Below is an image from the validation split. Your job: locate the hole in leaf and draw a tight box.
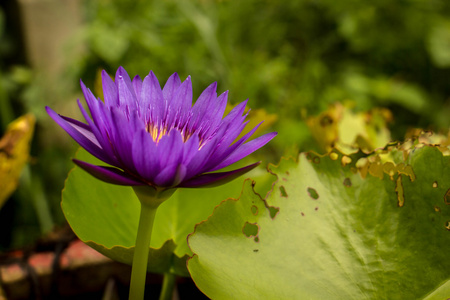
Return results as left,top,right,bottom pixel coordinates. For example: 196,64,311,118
243,222,259,242
307,187,319,200
269,206,279,219
383,162,396,180
395,175,405,207
434,206,441,212
445,188,450,205
279,186,288,197
251,205,258,216
343,178,352,187
433,181,438,188
446,221,450,231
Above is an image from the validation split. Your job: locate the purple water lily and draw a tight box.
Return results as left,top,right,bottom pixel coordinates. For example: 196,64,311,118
46,67,276,190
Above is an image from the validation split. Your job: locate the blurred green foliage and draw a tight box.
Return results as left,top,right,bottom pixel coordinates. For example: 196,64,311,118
1,0,450,250
71,0,450,142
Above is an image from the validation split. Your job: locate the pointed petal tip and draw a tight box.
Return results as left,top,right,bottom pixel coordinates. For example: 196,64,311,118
45,106,60,121
203,81,217,92
219,90,229,98
116,66,130,80
101,69,112,81
72,159,145,186
45,106,61,121
179,161,261,188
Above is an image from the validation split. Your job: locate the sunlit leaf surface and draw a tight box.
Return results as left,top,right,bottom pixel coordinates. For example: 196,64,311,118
188,144,450,299
62,149,272,276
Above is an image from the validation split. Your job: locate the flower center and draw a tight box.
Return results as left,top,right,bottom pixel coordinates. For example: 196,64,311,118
146,122,194,144
146,123,166,143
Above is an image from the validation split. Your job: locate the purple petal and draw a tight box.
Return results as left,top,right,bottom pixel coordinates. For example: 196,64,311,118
157,129,184,168
132,129,159,181
153,163,187,187
211,132,277,171
188,82,217,132
101,70,118,107
198,100,249,153
46,106,109,162
221,99,248,126
162,72,182,102
184,134,219,176
205,120,262,172
179,162,260,188
76,99,117,166
173,164,187,186
132,75,143,102
80,80,98,106
108,107,139,172
198,90,228,139
199,119,251,172
80,80,117,158
142,71,164,124
182,134,200,166
116,67,138,108
73,159,145,186
153,163,178,187
165,76,192,129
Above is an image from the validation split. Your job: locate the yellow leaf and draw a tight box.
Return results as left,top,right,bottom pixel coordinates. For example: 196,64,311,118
0,114,35,209
307,103,392,154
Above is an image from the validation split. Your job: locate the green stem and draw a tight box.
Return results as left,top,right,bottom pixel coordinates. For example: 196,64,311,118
159,273,176,300
129,202,158,300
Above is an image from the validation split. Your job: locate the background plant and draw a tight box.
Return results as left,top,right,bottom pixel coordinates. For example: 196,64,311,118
0,0,449,298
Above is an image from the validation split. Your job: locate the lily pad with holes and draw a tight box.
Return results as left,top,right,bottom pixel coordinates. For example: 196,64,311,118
187,145,450,299
62,149,274,276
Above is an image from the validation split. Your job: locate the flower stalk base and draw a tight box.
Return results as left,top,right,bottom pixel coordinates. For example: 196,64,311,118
129,186,175,300
129,202,158,300
159,273,176,300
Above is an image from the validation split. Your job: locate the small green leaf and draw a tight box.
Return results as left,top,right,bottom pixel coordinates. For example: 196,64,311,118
62,148,271,276
188,145,450,299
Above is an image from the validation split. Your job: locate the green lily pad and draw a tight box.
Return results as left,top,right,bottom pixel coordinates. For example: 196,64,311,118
187,145,450,299
62,148,272,276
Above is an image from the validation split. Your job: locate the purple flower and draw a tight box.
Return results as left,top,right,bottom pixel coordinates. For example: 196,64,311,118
46,67,276,189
